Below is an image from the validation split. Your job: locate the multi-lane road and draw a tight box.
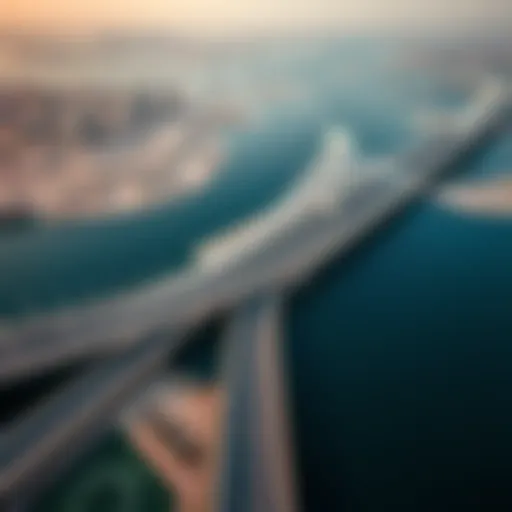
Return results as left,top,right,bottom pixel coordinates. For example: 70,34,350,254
0,78,510,381
0,77,510,505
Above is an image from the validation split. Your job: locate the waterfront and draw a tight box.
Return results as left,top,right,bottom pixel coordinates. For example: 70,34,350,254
0,36,470,320
2,33,512,511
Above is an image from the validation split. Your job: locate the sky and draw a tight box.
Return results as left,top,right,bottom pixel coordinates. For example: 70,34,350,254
1,0,511,34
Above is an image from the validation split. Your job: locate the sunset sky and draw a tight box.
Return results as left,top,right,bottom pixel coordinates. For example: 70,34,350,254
0,1,510,33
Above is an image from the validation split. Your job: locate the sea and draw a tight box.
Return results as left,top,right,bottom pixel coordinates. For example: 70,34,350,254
0,37,472,318
2,36,511,511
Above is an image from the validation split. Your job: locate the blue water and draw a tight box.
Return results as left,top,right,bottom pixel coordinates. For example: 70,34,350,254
36,124,512,512
0,118,318,318
27,37,512,512
0,44,443,319
453,126,512,181
287,130,512,510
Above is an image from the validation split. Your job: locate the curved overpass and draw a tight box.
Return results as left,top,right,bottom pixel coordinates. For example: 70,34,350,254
0,78,509,380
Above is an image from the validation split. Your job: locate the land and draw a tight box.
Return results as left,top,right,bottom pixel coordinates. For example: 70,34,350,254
437,175,512,215
0,33,251,219
1,29,511,219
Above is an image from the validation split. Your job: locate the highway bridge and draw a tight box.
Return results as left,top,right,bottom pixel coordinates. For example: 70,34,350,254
0,76,511,510
0,77,509,380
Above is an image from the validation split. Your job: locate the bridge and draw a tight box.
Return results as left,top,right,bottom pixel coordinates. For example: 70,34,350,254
0,77,509,380
0,77,511,508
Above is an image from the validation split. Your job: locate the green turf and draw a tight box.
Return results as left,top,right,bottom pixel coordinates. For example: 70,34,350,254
37,432,173,512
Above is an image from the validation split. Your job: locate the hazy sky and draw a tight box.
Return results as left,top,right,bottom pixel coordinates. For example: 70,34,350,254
1,0,511,33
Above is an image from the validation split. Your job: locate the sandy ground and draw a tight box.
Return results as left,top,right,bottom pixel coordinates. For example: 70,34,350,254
127,385,224,512
436,176,512,216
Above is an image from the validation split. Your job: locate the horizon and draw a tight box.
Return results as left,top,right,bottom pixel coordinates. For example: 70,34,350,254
0,1,511,36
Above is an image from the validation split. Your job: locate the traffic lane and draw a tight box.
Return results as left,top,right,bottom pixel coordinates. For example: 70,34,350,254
219,294,297,512
0,154,494,380
0,91,508,377
0,327,188,501
0,176,401,382
0,170,477,369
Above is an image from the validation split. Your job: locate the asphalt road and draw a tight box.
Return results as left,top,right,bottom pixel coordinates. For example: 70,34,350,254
0,328,187,501
0,78,510,503
0,79,509,381
219,294,297,512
